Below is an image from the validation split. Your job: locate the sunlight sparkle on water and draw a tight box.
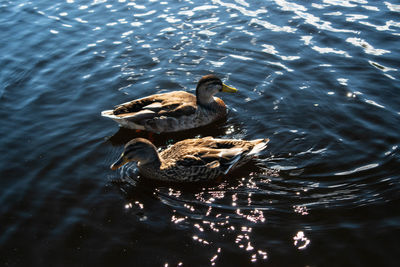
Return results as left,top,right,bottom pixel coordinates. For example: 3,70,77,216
365,99,385,109
210,247,222,266
171,215,186,224
347,92,356,98
294,205,309,215
293,231,311,250
2,0,399,265
192,235,210,245
312,46,351,57
346,37,390,55
335,163,379,176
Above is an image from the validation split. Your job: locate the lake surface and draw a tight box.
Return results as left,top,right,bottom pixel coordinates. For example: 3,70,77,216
1,0,399,266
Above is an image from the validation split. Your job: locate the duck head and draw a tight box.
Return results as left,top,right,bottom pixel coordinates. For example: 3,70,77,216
110,138,160,170
196,74,237,105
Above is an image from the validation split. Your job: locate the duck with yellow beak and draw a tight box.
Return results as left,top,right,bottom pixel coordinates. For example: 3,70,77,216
101,74,237,133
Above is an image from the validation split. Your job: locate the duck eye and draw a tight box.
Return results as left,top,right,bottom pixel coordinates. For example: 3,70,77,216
209,82,221,88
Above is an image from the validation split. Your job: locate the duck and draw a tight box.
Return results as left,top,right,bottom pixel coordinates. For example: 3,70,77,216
110,137,269,182
101,74,237,133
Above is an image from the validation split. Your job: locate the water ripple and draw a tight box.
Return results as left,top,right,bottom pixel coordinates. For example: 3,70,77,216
1,0,400,266
213,0,268,17
335,163,380,176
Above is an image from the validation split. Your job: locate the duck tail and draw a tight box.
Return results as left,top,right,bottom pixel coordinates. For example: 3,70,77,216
101,110,118,119
101,110,145,130
248,138,269,156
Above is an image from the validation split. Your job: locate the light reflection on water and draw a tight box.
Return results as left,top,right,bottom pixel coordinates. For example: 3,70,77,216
1,0,400,266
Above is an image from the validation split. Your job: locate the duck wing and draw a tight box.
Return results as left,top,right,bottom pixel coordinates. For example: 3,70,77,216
168,146,247,177
102,91,198,127
112,91,194,114
166,138,269,175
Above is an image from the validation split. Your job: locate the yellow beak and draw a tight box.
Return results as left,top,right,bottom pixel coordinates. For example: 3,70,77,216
110,155,129,170
222,83,238,93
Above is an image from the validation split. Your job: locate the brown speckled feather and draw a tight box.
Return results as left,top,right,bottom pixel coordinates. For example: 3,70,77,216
104,91,226,132
114,91,196,115
111,137,269,182
141,137,268,182
101,75,237,133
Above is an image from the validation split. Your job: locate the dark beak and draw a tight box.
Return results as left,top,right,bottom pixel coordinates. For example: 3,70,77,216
110,155,129,170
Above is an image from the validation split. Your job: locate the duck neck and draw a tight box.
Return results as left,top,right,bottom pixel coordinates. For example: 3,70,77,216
196,93,217,109
137,149,162,168
196,83,217,105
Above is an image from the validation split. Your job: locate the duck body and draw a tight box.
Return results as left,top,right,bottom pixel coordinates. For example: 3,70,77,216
111,137,269,182
101,91,226,133
101,75,237,133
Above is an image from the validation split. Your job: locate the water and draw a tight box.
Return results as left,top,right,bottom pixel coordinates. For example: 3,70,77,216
1,0,399,266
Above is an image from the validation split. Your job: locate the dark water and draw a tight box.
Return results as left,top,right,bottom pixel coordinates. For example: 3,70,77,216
1,0,399,266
